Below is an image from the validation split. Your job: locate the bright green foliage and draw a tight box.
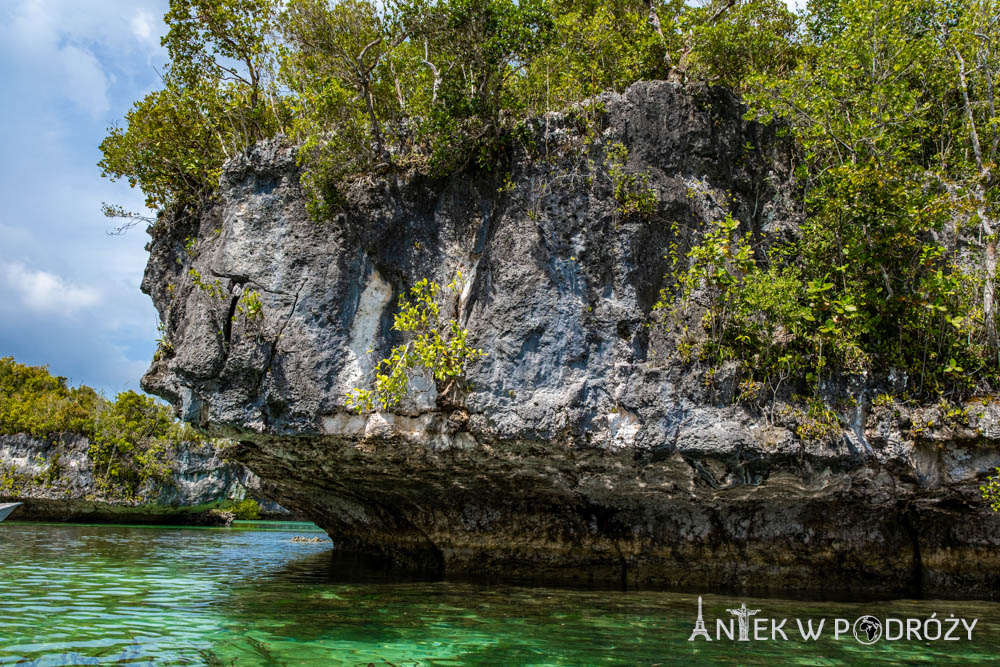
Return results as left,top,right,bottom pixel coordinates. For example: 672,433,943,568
281,0,555,215
0,357,99,438
100,0,286,214
1,451,69,494
0,357,202,501
688,0,799,89
744,0,943,172
163,0,279,118
228,497,262,519
660,215,771,360
346,277,486,412
90,391,184,499
106,0,761,219
401,0,555,173
513,0,679,120
99,81,230,211
794,397,843,443
0,455,61,495
661,201,979,399
237,290,264,321
100,0,802,217
155,319,175,361
188,268,227,301
654,0,1000,404
269,0,796,217
982,468,1000,511
280,0,406,217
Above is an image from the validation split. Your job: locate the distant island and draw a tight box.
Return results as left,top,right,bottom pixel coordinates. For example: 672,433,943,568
0,356,281,524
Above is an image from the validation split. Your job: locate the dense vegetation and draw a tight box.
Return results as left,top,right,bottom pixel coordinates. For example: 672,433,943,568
99,1,999,411
0,357,201,499
664,0,1000,409
99,0,796,217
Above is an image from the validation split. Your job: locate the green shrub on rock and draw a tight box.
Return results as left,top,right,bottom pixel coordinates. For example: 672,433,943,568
346,276,485,412
0,357,100,438
89,391,187,500
229,497,262,520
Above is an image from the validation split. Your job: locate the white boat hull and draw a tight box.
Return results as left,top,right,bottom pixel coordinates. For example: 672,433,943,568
0,502,22,522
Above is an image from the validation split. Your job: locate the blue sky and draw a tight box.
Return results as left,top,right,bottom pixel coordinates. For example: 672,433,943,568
0,0,169,396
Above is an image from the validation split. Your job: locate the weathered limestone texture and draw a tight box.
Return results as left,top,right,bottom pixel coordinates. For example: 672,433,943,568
142,81,1000,598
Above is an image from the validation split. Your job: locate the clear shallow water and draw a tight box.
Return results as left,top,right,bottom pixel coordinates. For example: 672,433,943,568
1,522,999,665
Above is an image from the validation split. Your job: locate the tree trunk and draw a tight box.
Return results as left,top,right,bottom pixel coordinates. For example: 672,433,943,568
646,1,672,70
951,42,999,363
362,83,385,159
984,214,998,363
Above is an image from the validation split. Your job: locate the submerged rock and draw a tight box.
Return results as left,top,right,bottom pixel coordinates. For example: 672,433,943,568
142,81,1000,598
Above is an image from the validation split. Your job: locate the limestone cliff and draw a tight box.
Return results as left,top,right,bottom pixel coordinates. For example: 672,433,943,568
0,433,282,524
141,81,1000,598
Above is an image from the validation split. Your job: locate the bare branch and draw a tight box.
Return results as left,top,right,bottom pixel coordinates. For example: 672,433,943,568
102,203,155,236
421,40,441,105
646,0,672,69
358,36,384,73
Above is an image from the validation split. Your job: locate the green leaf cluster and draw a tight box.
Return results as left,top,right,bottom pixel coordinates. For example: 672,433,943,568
607,143,658,217
227,497,262,519
982,467,1000,511
100,0,288,215
688,0,800,89
656,0,1000,407
0,357,203,500
89,391,180,499
0,357,100,438
346,276,485,412
237,290,264,321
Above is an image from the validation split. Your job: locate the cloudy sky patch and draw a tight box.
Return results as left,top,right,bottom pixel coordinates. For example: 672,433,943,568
1,263,102,314
130,10,155,43
0,0,169,395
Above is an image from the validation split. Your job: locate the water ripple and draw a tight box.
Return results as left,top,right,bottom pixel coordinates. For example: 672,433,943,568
2,522,1000,665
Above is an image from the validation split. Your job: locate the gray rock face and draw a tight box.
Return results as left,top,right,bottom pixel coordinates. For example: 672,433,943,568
142,81,1000,597
0,433,280,523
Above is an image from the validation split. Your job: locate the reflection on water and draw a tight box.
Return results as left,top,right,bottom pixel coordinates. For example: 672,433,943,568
1,522,999,665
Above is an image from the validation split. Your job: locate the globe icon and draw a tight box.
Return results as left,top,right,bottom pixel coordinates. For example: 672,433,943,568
853,615,883,644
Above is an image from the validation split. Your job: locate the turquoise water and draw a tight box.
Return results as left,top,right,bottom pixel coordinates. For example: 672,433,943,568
1,522,999,665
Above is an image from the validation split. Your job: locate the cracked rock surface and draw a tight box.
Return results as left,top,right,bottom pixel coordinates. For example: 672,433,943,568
142,81,1000,598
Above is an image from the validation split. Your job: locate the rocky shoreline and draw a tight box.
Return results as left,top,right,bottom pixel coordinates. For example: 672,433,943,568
0,433,289,526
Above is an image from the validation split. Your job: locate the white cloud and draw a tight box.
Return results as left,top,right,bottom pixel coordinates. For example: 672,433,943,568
2,1,111,116
2,262,101,314
58,44,111,116
130,10,154,43
0,0,170,119
0,1,168,393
